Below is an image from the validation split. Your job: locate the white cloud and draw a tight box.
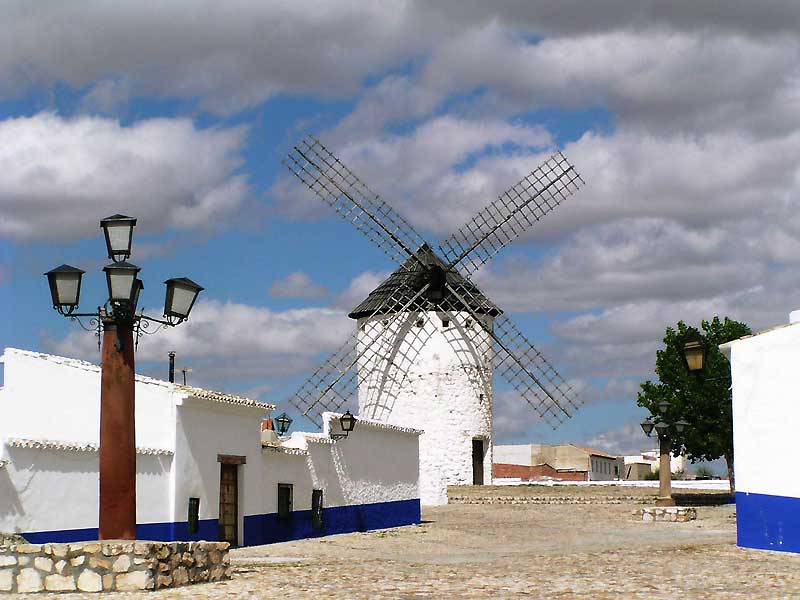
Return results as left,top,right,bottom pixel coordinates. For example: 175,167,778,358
269,271,330,299
334,270,389,311
47,298,352,368
0,113,249,241
585,421,651,456
424,25,800,136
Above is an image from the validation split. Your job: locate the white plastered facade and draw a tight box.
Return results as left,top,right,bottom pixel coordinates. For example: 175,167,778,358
0,348,421,544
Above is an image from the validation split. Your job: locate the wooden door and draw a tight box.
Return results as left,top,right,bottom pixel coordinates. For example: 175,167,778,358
472,439,484,485
219,464,238,547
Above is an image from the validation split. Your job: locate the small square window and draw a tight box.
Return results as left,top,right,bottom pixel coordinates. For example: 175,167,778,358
278,484,293,520
414,318,424,328
441,318,450,329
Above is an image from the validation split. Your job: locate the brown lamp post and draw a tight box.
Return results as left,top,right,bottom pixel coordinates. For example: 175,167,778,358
45,215,203,540
641,404,689,507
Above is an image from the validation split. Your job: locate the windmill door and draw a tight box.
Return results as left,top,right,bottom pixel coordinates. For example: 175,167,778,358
219,464,239,547
472,439,485,485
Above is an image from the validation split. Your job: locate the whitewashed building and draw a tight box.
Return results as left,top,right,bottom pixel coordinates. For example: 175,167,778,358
721,313,800,553
0,348,421,546
351,247,494,506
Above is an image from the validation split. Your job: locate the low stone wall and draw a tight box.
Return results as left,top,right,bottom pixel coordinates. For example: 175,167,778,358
0,540,230,593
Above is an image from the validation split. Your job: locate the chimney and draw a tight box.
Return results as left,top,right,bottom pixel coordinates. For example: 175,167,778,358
168,351,176,383
261,417,279,446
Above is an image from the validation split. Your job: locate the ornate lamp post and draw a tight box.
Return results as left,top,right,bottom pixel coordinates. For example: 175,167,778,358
641,401,689,507
45,215,203,540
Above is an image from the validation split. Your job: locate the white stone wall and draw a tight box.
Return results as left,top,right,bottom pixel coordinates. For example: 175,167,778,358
0,349,173,450
723,323,800,499
356,311,493,505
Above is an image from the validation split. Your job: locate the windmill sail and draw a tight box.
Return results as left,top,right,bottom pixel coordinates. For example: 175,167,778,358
284,135,427,269
439,151,584,278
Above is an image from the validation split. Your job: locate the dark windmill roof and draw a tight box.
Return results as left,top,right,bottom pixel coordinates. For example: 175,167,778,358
348,244,501,319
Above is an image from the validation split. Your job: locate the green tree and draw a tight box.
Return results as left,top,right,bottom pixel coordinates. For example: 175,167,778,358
637,317,751,494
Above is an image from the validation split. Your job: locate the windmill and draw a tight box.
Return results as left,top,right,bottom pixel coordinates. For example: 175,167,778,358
283,135,585,504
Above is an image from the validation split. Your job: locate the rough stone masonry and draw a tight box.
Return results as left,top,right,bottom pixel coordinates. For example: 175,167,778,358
0,540,230,593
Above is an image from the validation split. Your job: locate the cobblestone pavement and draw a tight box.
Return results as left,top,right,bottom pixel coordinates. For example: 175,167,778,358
8,499,800,599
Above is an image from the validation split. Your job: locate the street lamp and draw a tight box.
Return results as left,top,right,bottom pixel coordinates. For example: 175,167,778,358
45,214,203,540
275,412,293,436
681,331,708,373
330,410,357,440
641,402,686,507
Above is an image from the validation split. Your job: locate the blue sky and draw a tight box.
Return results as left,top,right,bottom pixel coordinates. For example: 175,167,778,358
2,3,800,467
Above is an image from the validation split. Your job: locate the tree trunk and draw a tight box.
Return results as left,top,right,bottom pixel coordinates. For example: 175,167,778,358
725,455,735,497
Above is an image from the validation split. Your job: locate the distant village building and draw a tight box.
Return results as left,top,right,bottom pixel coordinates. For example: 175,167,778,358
0,348,421,546
493,444,619,482
722,312,800,554
622,450,687,480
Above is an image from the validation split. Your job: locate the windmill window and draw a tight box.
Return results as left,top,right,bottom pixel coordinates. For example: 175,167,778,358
414,318,424,328
441,318,450,329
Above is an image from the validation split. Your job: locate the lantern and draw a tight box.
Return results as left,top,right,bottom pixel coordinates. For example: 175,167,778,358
339,410,357,433
681,332,708,372
103,261,141,305
163,277,204,321
100,214,137,262
45,264,85,314
275,412,293,435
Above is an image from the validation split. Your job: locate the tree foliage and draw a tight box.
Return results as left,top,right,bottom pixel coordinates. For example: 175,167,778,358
637,317,751,468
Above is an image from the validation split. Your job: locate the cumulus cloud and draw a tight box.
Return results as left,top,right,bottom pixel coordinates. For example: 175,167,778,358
2,3,799,116
424,25,800,137
269,271,330,299
585,421,651,456
47,300,353,361
0,113,249,241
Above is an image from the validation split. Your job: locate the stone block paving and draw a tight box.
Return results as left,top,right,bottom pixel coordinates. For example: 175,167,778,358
4,499,800,598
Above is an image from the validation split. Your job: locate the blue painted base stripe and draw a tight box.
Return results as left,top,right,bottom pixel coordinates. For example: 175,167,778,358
244,498,421,546
21,499,420,547
737,491,800,553
22,519,219,545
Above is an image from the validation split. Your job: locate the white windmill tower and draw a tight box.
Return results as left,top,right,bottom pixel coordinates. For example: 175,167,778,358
283,136,585,505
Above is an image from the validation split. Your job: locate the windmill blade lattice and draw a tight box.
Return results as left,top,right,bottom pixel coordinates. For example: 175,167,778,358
440,281,576,427
284,135,428,269
288,280,433,426
439,151,584,278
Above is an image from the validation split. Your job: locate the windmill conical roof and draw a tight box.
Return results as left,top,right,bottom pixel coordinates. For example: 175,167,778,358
348,244,501,319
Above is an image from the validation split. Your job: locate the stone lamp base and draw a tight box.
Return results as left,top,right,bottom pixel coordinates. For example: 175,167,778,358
640,506,697,523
